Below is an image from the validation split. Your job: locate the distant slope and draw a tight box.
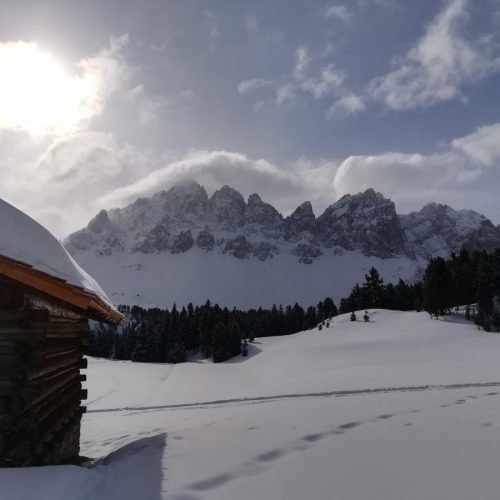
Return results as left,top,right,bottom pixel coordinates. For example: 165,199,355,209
86,310,500,408
64,180,500,307
73,248,419,308
7,310,500,500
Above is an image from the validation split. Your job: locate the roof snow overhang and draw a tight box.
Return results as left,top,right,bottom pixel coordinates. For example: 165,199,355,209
0,254,123,324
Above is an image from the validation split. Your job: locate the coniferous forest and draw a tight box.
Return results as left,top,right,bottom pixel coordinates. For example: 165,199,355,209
86,248,500,364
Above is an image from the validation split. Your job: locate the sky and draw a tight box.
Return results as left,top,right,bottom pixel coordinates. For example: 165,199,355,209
1,0,500,237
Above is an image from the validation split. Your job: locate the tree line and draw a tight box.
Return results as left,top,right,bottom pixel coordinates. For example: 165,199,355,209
86,248,500,363
422,248,500,331
87,297,339,363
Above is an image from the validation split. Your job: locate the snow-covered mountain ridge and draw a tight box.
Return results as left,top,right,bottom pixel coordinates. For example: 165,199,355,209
66,179,500,262
63,180,500,307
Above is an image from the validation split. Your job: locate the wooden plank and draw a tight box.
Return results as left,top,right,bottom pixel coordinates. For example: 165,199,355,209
0,255,123,323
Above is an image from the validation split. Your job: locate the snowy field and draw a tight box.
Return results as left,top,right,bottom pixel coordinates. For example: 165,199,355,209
4,310,500,500
74,249,421,308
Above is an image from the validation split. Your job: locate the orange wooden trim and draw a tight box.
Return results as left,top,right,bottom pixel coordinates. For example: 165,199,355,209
0,255,122,323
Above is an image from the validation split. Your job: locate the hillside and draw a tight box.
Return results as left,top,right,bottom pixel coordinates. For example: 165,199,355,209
5,310,500,499
64,180,500,308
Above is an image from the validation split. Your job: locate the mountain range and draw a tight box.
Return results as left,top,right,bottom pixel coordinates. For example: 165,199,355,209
64,180,500,308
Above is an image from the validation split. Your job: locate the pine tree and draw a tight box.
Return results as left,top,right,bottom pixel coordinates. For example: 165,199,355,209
475,253,494,323
363,267,384,308
131,323,150,362
423,257,452,317
212,321,229,363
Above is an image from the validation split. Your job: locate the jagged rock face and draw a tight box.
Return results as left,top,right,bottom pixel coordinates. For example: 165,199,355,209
66,209,125,256
252,241,279,261
64,179,500,264
317,189,406,258
224,235,251,259
88,209,113,234
132,222,170,254
196,229,215,251
284,202,316,241
207,185,246,231
171,231,194,254
400,203,500,259
246,194,283,238
120,197,155,233
292,243,322,259
158,180,208,225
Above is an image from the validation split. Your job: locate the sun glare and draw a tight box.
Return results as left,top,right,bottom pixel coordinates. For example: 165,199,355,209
0,42,95,136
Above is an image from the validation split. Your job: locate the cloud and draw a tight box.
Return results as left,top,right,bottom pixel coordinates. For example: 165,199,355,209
452,123,500,166
179,89,195,99
98,150,339,217
333,121,500,214
237,79,274,94
0,35,130,136
300,64,346,99
278,49,360,114
276,84,297,106
5,114,500,239
293,46,311,79
94,122,500,226
3,130,153,237
369,0,500,110
358,0,397,9
245,14,259,32
239,42,361,116
203,9,220,49
324,4,352,23
328,92,366,115
123,84,169,126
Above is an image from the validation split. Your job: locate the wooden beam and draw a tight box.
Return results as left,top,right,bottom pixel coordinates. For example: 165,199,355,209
0,256,122,324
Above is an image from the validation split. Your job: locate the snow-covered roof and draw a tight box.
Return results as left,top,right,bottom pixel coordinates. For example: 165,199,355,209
0,199,122,323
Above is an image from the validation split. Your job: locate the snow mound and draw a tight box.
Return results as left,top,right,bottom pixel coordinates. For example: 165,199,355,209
0,199,114,307
5,310,500,500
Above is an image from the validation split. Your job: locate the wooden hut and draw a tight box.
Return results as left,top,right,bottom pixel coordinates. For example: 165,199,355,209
0,200,122,467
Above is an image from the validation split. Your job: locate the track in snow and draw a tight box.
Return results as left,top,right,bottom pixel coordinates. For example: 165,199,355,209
87,381,500,414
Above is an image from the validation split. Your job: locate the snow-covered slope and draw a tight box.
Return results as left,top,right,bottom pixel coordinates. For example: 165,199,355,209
5,310,500,500
73,248,419,308
0,199,114,306
64,180,500,307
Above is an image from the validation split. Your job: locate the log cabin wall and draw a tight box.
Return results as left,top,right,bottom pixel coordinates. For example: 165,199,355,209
0,280,88,467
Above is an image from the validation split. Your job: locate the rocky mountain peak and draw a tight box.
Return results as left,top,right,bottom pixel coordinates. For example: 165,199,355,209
317,189,405,258
284,201,316,241
64,181,500,264
246,193,283,236
162,180,208,223
87,209,112,234
207,185,246,231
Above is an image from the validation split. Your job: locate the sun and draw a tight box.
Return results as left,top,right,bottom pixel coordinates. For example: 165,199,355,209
0,42,93,136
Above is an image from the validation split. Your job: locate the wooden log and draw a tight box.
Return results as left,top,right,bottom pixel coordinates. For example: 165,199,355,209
0,285,26,310
0,309,49,323
35,410,81,464
0,355,82,386
0,298,89,466
0,283,83,320
26,380,82,424
13,348,82,371
7,370,81,412
0,326,88,340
